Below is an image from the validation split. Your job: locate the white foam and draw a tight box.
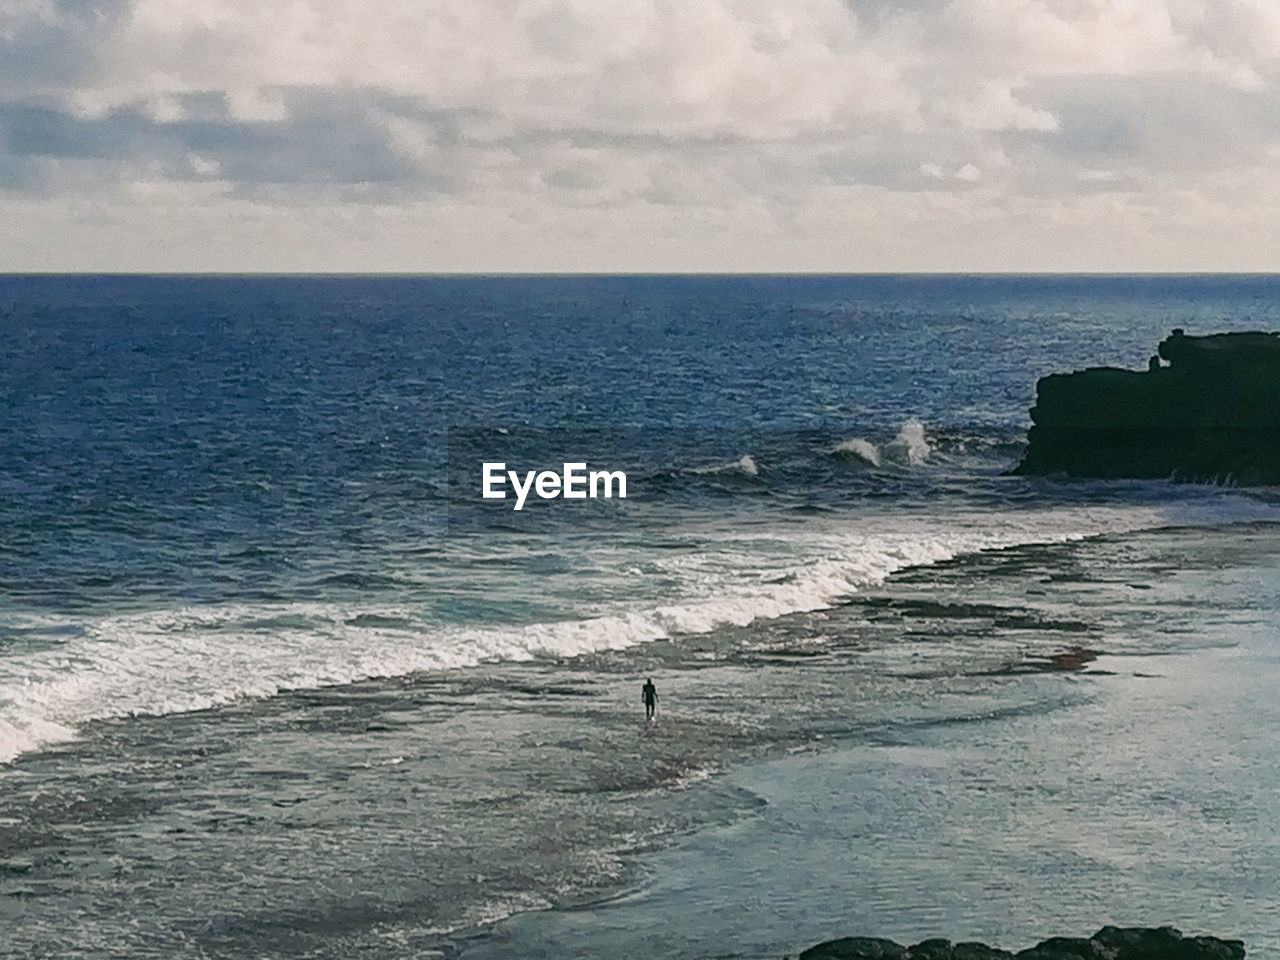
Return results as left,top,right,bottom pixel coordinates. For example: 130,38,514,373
1,495,1276,764
882,419,931,466
831,437,881,467
669,763,718,790
690,454,759,477
832,419,930,468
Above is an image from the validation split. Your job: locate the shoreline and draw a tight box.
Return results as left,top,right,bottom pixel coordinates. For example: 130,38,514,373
4,524,1279,958
452,640,1272,960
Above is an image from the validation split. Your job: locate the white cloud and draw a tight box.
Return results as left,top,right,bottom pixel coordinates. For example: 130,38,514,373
186,153,221,177
2,0,1280,268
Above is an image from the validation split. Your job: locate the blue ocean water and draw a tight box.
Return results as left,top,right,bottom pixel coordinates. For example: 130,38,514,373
2,275,1280,958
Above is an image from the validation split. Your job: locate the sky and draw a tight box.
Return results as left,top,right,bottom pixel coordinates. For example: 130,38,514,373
3,0,1280,272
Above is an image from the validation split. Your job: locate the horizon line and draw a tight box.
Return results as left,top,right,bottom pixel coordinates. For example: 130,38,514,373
4,270,1280,279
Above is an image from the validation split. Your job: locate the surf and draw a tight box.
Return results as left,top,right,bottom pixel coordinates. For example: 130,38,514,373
4,493,1275,765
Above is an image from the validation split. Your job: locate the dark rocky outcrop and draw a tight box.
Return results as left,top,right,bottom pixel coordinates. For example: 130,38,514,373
795,927,1244,960
800,937,910,959
1013,329,1280,484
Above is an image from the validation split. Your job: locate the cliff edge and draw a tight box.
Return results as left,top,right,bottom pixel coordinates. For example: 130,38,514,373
1013,329,1280,484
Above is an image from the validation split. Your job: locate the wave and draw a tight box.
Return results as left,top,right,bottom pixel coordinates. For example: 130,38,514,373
689,454,760,477
2,495,1278,764
883,419,930,466
642,420,1015,494
830,419,931,469
830,437,881,467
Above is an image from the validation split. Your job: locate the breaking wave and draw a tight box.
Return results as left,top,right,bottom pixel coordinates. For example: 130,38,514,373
884,419,931,466
690,454,760,477
831,437,881,467
830,420,931,469
3,494,1277,764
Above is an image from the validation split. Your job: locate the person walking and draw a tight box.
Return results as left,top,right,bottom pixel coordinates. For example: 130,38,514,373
641,677,658,722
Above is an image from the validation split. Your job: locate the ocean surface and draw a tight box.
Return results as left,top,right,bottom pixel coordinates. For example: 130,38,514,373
2,275,1279,958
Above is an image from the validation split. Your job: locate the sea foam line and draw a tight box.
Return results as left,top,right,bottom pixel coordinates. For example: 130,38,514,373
1,498,1276,764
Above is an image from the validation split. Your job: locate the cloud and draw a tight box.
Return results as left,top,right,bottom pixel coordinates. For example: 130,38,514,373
2,0,1280,268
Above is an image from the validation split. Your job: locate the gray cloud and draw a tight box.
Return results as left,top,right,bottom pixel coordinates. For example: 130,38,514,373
3,0,1280,269
1024,73,1280,168
0,0,128,92
0,90,481,194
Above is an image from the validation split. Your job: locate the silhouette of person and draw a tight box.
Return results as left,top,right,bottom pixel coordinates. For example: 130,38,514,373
642,678,658,721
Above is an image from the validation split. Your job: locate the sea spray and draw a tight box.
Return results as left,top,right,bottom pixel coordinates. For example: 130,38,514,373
883,419,931,466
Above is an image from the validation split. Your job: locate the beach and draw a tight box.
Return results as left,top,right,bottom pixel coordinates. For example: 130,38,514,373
2,275,1278,958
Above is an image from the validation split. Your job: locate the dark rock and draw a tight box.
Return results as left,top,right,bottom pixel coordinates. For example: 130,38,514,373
1013,936,1117,959
909,940,1015,960
1091,926,1245,960
953,944,1014,960
1013,329,1280,484
1090,926,1186,958
800,937,910,959
797,927,1243,960
909,939,955,959
1180,937,1248,960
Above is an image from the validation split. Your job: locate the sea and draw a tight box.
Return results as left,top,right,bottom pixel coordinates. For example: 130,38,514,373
1,275,1279,959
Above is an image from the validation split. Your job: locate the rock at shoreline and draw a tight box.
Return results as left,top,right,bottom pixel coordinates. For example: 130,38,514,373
1013,329,1280,484
796,926,1244,960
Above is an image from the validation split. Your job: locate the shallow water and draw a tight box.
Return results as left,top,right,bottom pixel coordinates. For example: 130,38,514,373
4,276,1280,957
464,526,1280,959
4,525,1278,957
